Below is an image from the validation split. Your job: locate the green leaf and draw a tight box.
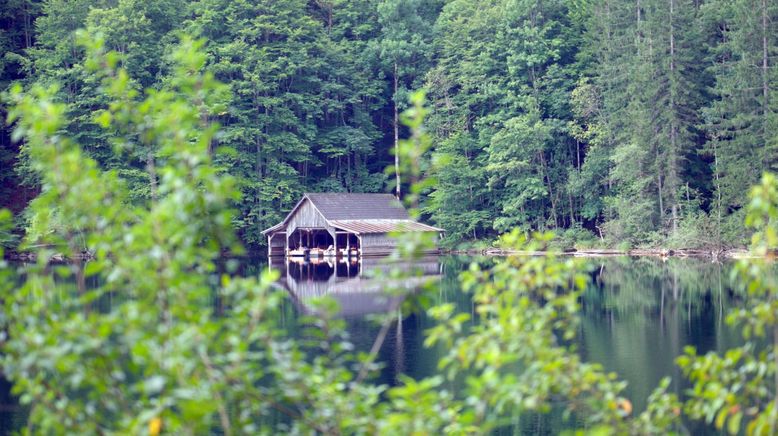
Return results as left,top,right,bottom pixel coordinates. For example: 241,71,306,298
727,411,742,435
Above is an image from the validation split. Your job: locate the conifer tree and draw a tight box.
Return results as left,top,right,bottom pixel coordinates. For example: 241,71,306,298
701,0,778,242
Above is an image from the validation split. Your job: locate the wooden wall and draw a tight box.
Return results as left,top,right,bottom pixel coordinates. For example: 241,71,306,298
360,233,395,255
268,232,286,256
361,233,440,256
286,199,335,239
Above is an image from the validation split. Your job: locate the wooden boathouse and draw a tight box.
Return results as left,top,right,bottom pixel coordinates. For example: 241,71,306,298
262,193,444,257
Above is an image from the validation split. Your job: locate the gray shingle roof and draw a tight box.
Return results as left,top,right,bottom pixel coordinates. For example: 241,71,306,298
262,193,444,235
305,193,408,220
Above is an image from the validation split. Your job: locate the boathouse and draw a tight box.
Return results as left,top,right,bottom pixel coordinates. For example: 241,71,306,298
261,193,444,257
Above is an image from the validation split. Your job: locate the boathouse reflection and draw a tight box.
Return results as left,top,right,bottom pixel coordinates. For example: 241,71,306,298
270,257,442,317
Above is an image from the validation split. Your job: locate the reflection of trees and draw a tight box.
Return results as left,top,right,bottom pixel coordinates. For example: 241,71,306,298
583,257,731,320
579,257,743,413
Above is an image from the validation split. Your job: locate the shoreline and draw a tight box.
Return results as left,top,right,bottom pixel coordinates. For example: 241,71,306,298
445,247,753,260
3,247,756,262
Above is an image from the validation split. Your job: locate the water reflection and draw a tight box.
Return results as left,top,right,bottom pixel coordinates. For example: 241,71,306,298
579,257,746,417
0,256,752,434
265,256,747,415
269,257,443,317
270,255,746,434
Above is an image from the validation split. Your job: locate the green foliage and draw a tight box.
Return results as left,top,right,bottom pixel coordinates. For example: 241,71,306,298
426,0,582,240
429,230,651,433
701,0,778,243
3,0,776,249
550,223,600,250
663,211,721,249
6,36,250,432
3,39,688,433
0,209,14,249
12,27,778,435
5,0,778,432
0,0,40,224
678,173,778,435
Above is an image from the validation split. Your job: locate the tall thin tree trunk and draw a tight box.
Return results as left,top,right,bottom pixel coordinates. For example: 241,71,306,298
255,95,264,179
657,154,664,221
393,62,401,199
346,153,352,192
636,0,641,53
328,5,333,34
762,0,770,169
669,0,678,234
23,7,32,48
576,139,581,170
714,139,721,245
255,137,262,177
539,151,559,227
147,152,158,202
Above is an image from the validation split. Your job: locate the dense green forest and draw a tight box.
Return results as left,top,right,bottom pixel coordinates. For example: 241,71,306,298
5,17,778,432
2,0,776,248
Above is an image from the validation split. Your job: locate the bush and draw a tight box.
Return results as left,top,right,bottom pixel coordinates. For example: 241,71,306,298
550,224,600,250
664,211,723,249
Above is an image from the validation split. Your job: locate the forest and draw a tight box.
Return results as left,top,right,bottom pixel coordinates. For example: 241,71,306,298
1,0,777,248
5,1,778,432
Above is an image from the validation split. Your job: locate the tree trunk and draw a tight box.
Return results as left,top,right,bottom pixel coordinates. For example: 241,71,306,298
762,0,770,169
256,95,264,179
636,0,642,53
147,151,158,202
714,139,721,245
657,159,664,221
393,62,401,199
255,133,262,178
668,0,678,233
23,6,32,48
346,153,352,192
539,151,559,227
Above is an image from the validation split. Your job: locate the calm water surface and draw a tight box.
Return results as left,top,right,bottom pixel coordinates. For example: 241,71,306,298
272,255,745,434
0,255,748,434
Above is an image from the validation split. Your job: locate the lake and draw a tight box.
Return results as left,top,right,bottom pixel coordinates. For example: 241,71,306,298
0,255,747,434
270,255,744,434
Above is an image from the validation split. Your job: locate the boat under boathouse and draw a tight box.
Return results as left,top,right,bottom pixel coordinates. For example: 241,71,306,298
262,193,444,258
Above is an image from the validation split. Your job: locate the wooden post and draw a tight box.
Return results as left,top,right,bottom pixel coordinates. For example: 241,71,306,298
346,234,350,259
286,261,291,284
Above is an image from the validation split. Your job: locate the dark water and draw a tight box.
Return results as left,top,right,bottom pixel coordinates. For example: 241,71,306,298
272,255,745,434
1,255,747,433
578,257,742,414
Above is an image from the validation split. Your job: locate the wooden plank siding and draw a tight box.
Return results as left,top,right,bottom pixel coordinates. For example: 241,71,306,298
360,234,395,256
286,199,336,240
360,233,440,256
268,232,286,256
